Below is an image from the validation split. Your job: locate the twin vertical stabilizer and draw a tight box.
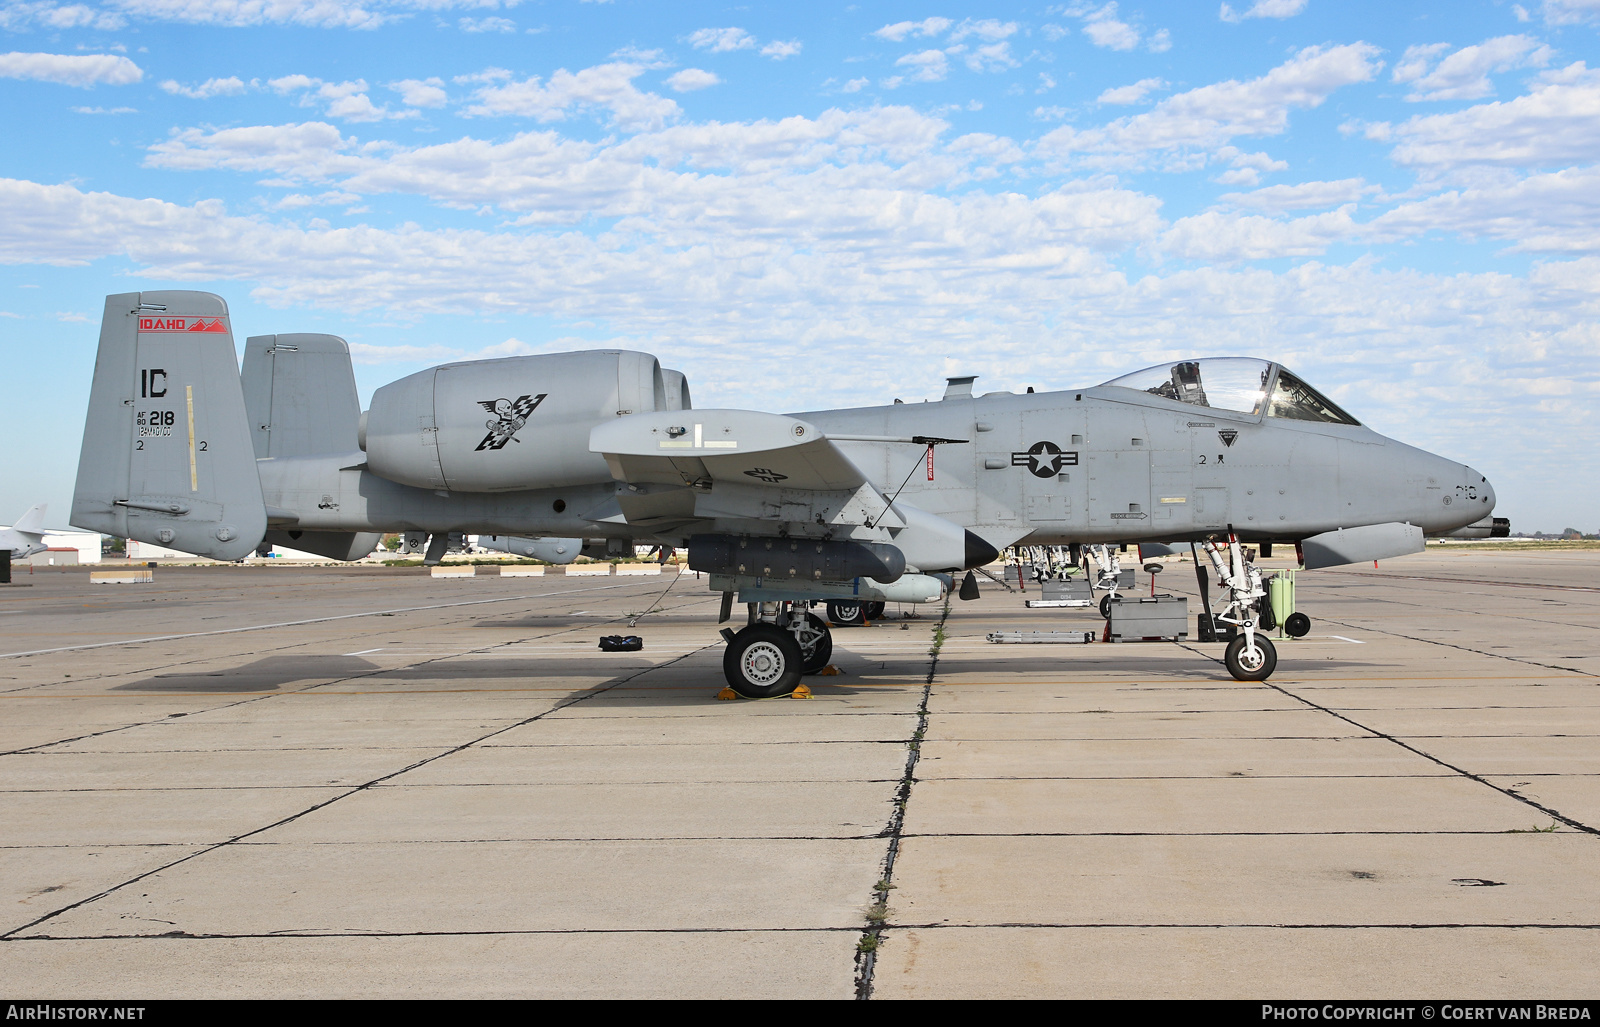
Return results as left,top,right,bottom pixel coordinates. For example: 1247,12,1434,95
70,292,266,560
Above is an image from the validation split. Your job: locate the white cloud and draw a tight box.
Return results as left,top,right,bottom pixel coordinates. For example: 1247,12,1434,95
1373,65,1600,170
145,121,359,178
160,76,247,99
841,77,869,93
460,16,513,32
872,17,952,42
1077,2,1140,50
892,49,949,84
1537,0,1600,25
0,2,125,30
271,74,413,122
666,68,719,92
1218,179,1373,211
1040,43,1382,166
1219,0,1308,23
464,62,679,130
1098,77,1166,105
0,52,141,87
1041,23,1068,41
1369,165,1600,253
111,0,390,29
275,190,362,209
760,39,802,60
954,41,1019,73
687,27,754,52
1160,207,1358,261
391,77,446,108
1393,35,1551,102
72,105,137,113
949,18,1016,42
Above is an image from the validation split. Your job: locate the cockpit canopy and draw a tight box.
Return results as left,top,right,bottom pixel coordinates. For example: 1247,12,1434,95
1099,357,1360,425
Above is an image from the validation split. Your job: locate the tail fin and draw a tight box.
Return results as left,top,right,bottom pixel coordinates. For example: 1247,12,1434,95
11,503,46,536
71,291,266,560
241,333,361,458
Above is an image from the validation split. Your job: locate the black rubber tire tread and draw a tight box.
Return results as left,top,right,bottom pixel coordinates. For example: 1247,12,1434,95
1099,594,1117,619
827,600,865,627
1284,611,1311,638
1224,634,1278,681
865,601,886,620
798,613,833,675
723,624,804,698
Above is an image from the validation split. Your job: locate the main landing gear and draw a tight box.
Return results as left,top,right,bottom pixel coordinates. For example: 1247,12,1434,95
1194,534,1278,682
721,601,834,698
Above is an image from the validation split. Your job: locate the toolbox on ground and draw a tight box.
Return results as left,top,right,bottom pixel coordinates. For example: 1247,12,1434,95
1041,578,1093,600
1108,595,1188,642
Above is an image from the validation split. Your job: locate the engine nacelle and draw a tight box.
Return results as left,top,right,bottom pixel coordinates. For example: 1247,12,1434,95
363,350,674,492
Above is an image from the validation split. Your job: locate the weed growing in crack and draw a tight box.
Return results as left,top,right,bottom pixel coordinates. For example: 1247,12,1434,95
865,902,889,923
856,934,880,954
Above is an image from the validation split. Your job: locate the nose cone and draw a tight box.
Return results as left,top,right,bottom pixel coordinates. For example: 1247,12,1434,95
1468,466,1496,513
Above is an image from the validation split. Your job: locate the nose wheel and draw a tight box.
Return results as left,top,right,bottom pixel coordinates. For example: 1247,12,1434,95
1224,634,1277,681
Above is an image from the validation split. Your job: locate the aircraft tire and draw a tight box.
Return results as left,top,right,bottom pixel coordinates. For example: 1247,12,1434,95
1284,612,1311,638
827,600,866,627
723,624,804,698
1224,634,1277,682
1099,594,1118,619
865,601,886,621
797,614,833,675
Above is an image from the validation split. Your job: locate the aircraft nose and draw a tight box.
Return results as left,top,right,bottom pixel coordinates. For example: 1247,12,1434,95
1468,466,1495,512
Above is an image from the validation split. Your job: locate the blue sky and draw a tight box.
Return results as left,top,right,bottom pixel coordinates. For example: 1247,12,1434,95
3,0,1598,533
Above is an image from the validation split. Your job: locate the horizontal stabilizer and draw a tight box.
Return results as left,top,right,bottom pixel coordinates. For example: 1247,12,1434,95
1301,522,1424,570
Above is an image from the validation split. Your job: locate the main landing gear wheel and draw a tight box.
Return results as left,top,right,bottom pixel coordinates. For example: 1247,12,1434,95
1224,634,1278,682
1284,612,1311,638
865,601,885,620
723,624,803,699
826,600,865,627
1099,594,1118,619
796,613,833,675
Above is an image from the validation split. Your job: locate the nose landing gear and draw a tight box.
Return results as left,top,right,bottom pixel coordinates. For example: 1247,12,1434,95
1197,534,1277,682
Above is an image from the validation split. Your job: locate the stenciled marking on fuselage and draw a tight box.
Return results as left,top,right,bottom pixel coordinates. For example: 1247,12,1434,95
1011,441,1078,478
475,394,546,451
744,467,788,483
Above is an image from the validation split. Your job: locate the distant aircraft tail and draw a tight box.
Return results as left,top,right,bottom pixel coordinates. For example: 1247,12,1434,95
11,503,46,536
70,292,266,560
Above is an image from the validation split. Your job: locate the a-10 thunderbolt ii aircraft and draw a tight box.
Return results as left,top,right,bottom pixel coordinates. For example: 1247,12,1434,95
71,291,1504,697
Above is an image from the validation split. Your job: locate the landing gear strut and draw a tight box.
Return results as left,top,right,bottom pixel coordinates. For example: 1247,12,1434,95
1198,534,1278,682
722,601,834,698
1083,544,1124,618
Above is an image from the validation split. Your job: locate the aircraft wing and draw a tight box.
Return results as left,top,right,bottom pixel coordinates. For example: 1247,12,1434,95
588,410,904,537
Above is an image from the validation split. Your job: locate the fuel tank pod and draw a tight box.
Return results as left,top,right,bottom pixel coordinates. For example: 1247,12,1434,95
363,350,671,492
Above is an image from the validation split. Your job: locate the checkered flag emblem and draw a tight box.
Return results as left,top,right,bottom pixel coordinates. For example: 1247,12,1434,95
475,393,546,451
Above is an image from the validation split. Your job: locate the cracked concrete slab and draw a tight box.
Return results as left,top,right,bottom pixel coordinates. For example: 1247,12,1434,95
2,552,1597,998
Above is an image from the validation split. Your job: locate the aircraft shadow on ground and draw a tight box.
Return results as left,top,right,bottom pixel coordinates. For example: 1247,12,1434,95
105,643,1378,702
113,655,381,692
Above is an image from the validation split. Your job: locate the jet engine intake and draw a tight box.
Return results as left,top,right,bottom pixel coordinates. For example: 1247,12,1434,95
689,534,905,583
363,350,676,493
